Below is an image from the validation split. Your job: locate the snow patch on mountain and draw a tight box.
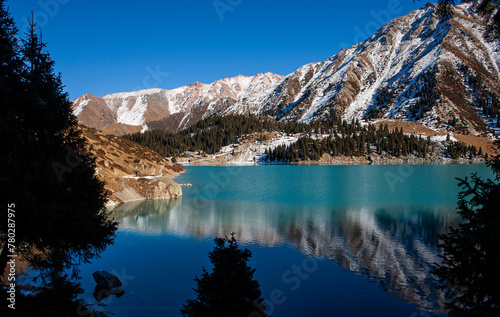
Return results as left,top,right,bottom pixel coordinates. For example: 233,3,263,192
203,133,300,165
115,95,148,126
104,88,164,100
73,72,284,133
73,97,89,117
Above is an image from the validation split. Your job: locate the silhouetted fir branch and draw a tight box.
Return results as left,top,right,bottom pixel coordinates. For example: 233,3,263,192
433,156,500,316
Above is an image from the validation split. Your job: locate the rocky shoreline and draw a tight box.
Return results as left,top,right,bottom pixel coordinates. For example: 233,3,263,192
178,152,488,166
104,176,182,207
181,158,487,166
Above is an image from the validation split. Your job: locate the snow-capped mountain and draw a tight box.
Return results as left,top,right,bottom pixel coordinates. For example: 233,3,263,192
73,3,500,137
257,2,500,135
73,72,283,134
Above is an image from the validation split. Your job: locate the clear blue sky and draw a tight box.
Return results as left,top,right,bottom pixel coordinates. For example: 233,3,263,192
8,0,425,100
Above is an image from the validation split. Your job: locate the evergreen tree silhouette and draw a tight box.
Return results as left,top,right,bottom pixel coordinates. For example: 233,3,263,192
181,233,269,317
433,156,500,316
0,3,117,314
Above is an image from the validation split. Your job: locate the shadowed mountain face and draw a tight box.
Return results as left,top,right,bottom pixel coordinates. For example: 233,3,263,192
74,3,500,137
109,198,460,313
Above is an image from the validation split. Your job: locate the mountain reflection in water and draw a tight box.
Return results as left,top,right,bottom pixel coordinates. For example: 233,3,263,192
108,198,459,313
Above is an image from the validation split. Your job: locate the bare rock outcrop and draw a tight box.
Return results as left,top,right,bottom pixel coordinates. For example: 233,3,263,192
107,177,182,206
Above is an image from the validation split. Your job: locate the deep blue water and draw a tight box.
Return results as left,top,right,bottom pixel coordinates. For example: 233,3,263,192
78,164,495,316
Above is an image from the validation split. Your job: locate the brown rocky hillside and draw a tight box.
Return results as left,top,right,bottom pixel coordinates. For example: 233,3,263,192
79,125,184,206
374,119,500,156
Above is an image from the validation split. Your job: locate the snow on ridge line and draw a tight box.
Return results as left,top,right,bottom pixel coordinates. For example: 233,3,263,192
104,88,166,100
101,73,283,101
72,72,284,129
73,98,89,116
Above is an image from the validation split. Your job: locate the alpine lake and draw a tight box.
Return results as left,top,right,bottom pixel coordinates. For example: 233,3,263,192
77,164,495,316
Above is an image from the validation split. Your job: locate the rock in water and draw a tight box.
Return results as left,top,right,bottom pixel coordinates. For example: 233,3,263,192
93,270,123,289
110,286,125,298
93,286,112,302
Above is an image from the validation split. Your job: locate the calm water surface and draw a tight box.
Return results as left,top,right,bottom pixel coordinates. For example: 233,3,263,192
78,164,494,316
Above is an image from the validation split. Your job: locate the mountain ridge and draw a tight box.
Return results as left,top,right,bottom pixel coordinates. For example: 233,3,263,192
73,2,500,139
73,72,284,133
257,2,499,131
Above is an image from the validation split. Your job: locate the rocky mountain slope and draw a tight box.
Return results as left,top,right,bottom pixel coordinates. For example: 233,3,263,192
258,3,500,136
79,125,184,206
73,73,283,134
73,2,500,140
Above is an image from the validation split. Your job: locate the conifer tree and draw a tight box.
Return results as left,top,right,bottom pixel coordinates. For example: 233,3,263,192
433,157,500,316
181,233,268,317
0,2,116,302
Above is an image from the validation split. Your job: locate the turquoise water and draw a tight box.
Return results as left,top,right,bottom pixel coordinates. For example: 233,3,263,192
78,164,495,316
